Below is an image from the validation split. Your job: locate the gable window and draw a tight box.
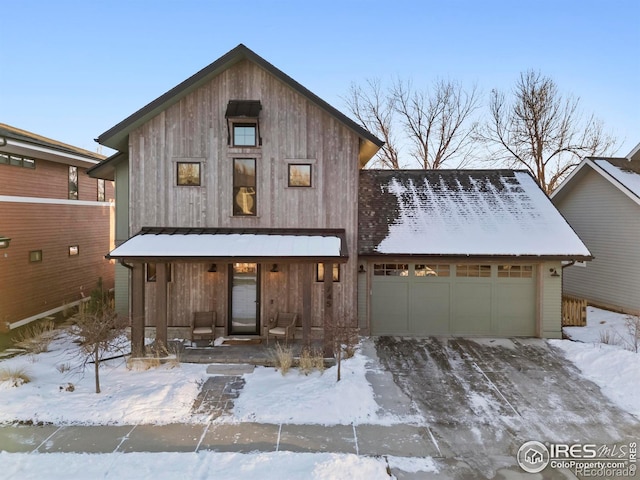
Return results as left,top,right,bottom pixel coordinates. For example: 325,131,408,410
226,100,262,147
498,265,533,278
29,250,42,263
415,264,450,277
176,162,201,186
146,263,172,282
69,245,79,256
68,166,78,200
233,158,256,216
233,123,257,147
97,179,105,201
316,263,340,282
288,164,312,187
374,264,409,276
456,264,491,277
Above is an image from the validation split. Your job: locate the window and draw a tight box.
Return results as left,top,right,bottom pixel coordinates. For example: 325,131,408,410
176,162,201,186
456,264,491,277
69,245,79,256
29,250,42,263
316,263,340,282
415,264,450,277
146,263,172,282
288,164,312,187
498,265,533,278
0,153,35,168
374,264,409,276
233,158,256,216
232,123,257,147
68,166,78,200
97,179,105,201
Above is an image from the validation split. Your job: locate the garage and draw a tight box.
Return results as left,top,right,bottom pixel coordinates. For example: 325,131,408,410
370,262,536,336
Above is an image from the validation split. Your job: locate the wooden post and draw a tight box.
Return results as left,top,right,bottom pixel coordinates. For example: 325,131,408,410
155,263,168,353
323,262,334,357
130,263,145,357
302,264,312,345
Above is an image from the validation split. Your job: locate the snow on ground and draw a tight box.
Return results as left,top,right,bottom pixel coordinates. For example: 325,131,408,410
552,306,640,418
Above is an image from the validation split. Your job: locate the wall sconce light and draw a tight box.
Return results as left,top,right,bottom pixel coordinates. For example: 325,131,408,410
207,263,217,273
270,264,279,273
358,264,366,273
549,268,560,277
0,236,11,249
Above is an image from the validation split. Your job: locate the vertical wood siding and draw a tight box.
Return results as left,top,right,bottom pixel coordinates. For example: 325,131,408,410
129,60,360,330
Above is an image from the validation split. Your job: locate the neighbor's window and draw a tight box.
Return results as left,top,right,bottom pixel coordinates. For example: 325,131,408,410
415,264,450,277
498,265,533,278
373,263,409,276
456,264,491,277
69,245,79,256
68,166,78,200
233,158,256,216
288,164,312,187
146,263,172,282
316,263,340,282
176,162,201,186
29,250,42,263
232,123,257,147
97,179,105,201
0,153,36,168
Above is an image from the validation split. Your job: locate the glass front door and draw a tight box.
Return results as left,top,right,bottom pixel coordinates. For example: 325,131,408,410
229,263,260,334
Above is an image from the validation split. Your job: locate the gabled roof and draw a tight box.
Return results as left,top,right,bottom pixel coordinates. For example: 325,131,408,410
0,123,104,167
95,44,383,161
359,169,591,259
551,157,640,207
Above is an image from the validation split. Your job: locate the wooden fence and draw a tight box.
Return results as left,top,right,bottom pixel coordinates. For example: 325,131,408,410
562,295,587,326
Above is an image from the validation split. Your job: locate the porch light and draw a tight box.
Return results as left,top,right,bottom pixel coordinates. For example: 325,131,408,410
0,236,10,249
549,268,560,277
358,264,366,273
270,264,279,273
207,263,217,273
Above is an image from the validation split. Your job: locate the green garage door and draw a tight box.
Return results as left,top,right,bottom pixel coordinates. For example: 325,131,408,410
371,263,536,336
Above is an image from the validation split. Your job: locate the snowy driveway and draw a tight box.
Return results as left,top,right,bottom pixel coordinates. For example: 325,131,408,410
374,337,639,478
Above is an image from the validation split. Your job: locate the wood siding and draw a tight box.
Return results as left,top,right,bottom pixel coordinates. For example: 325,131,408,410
128,60,360,331
554,169,640,313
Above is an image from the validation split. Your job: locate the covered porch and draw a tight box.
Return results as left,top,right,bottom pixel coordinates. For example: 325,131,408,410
107,227,351,358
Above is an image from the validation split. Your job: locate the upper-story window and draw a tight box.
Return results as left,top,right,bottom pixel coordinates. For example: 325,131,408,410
233,124,257,147
176,162,201,186
233,158,256,216
226,100,262,147
68,166,78,200
288,164,312,187
97,179,106,201
0,153,36,168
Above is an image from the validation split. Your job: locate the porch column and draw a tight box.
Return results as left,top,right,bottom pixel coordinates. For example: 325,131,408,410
130,263,145,357
302,264,312,344
323,262,334,357
155,262,168,353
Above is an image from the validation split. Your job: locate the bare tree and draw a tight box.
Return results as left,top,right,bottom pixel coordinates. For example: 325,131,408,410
344,78,401,168
394,79,480,169
479,70,616,193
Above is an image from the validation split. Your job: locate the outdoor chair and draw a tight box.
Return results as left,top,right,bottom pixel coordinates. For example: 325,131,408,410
191,311,216,343
265,312,298,345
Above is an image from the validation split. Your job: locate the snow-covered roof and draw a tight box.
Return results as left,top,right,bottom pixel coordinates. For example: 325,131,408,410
359,170,590,258
593,159,640,200
108,228,347,261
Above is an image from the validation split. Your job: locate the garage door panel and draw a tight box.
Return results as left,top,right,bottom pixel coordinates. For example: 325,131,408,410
496,283,536,336
409,283,450,335
372,282,409,335
453,283,492,334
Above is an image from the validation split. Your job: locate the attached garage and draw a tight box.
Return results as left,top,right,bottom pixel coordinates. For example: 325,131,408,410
358,169,592,339
370,262,536,336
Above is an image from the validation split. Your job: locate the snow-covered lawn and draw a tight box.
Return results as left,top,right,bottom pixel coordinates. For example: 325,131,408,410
552,306,640,418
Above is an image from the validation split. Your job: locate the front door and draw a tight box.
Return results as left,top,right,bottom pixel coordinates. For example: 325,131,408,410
229,263,260,335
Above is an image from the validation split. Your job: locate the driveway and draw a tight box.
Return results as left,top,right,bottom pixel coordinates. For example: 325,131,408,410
374,336,639,479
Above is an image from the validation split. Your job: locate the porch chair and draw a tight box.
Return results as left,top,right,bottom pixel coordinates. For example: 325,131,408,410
265,312,299,345
191,311,216,343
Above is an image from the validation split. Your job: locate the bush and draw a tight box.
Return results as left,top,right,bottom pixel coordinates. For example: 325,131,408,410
0,367,32,387
12,319,57,353
273,343,293,375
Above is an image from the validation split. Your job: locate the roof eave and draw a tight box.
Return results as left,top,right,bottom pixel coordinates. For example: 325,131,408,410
87,152,128,181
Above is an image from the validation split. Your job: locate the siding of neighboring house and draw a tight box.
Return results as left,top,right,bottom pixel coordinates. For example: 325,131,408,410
554,168,640,313
113,159,130,316
0,155,114,330
127,59,360,329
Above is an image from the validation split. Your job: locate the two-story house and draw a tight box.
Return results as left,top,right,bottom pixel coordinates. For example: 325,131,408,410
0,123,114,331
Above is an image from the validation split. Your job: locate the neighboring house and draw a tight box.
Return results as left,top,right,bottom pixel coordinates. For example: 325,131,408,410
87,44,589,354
358,170,590,339
0,123,114,331
551,145,640,314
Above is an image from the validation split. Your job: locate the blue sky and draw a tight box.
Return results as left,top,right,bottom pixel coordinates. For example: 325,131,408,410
2,0,638,157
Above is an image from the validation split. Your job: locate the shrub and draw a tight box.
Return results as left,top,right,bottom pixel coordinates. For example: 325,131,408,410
273,343,293,375
0,367,32,387
56,363,71,374
12,319,57,354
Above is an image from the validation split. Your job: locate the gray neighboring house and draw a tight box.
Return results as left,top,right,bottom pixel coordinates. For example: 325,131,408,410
358,169,591,339
551,143,640,314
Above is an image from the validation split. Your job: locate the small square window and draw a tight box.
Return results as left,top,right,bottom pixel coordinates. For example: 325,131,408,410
177,162,201,186
288,164,312,187
0,153,8,164
69,245,79,256
29,250,42,263
317,263,340,282
23,158,35,169
233,123,257,147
